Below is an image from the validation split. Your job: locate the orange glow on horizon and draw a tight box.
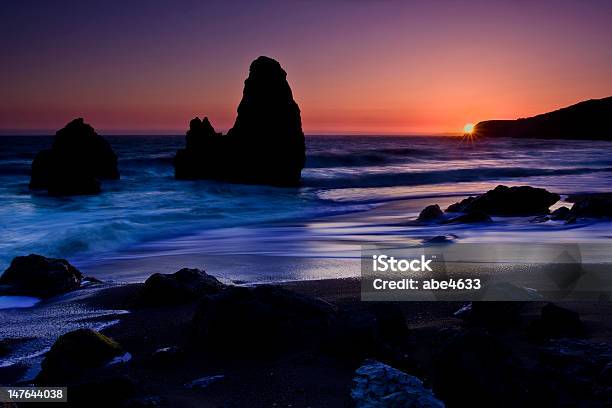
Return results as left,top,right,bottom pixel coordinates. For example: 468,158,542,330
1,2,611,135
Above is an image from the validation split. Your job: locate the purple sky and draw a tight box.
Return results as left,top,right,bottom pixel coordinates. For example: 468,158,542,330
1,0,611,134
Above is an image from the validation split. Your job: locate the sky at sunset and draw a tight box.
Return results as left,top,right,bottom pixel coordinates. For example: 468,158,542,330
1,0,612,135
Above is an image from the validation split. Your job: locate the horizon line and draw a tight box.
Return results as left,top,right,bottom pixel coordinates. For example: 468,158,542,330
0,130,462,137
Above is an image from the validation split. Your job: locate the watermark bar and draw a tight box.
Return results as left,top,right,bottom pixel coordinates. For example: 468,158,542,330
0,387,67,403
361,243,612,301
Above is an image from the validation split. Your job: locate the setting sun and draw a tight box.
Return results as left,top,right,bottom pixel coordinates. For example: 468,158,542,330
463,123,475,133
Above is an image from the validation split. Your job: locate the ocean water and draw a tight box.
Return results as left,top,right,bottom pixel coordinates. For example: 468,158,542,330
1,134,612,377
0,135,611,283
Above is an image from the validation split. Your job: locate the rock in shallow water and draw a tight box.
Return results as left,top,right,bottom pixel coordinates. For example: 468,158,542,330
0,254,83,298
417,204,444,222
550,206,571,220
446,185,559,216
351,359,445,408
29,118,119,195
174,56,305,186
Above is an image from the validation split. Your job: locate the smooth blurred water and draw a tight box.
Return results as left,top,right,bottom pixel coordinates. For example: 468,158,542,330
0,135,611,282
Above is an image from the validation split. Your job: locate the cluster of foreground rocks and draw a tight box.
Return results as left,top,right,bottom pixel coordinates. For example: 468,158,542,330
28,56,305,195
417,185,612,227
2,255,611,406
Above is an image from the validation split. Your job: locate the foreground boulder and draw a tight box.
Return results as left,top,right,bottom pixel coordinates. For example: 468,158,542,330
446,185,559,216
527,303,583,342
191,285,335,355
30,118,119,195
36,329,124,384
174,56,306,186
433,329,524,406
325,303,408,362
0,254,83,298
133,268,225,308
351,360,445,408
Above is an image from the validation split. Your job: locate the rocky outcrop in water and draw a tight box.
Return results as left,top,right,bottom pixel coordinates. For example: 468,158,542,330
174,56,305,186
0,254,83,298
417,204,443,222
446,185,559,216
473,96,612,140
29,118,119,195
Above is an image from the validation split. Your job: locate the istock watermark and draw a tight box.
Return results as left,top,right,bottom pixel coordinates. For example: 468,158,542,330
372,254,434,272
361,243,612,301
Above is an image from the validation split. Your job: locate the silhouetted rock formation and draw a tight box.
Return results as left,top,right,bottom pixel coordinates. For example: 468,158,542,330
474,96,612,140
0,254,83,298
174,56,306,186
446,185,559,216
30,118,119,195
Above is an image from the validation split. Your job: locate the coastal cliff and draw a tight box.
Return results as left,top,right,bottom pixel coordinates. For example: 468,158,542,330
474,96,612,140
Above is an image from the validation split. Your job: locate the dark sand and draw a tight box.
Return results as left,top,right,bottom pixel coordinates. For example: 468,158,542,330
34,277,606,407
2,277,611,407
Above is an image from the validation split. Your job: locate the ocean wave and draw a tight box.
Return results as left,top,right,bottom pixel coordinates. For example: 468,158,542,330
1,135,611,275
304,166,612,189
306,148,439,168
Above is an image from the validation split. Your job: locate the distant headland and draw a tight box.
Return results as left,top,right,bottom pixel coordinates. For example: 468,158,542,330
474,96,612,141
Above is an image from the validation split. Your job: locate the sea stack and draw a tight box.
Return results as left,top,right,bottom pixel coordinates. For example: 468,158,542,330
29,118,119,195
174,56,306,186
473,96,612,141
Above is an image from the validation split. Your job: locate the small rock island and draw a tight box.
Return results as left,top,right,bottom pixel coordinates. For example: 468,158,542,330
174,56,306,186
474,96,612,140
29,118,119,195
